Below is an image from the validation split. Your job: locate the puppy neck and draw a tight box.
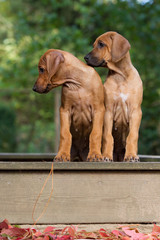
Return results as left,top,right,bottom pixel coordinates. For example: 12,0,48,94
107,52,133,79
54,61,89,89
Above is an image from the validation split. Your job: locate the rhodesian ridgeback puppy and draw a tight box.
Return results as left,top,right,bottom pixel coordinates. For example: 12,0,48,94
33,49,105,162
84,31,143,162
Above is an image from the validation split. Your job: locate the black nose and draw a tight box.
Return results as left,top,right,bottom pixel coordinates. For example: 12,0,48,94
32,85,37,92
84,54,89,61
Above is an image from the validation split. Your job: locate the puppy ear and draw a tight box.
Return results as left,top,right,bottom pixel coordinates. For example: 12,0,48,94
46,51,64,80
111,33,131,62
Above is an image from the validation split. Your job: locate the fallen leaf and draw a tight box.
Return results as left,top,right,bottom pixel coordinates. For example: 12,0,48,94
122,237,131,240
122,228,145,239
1,227,27,237
0,220,9,230
34,231,43,237
112,229,121,236
152,224,160,233
68,226,76,237
43,226,55,233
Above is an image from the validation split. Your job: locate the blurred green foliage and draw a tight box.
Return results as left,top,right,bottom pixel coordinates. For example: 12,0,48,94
0,104,16,151
0,0,159,154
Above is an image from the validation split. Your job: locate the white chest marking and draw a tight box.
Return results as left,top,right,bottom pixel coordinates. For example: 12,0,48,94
120,93,128,103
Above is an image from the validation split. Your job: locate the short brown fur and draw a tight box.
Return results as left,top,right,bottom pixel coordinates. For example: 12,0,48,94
33,49,105,162
85,31,143,162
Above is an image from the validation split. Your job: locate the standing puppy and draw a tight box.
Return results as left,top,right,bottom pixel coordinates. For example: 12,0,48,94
84,32,143,162
33,49,105,162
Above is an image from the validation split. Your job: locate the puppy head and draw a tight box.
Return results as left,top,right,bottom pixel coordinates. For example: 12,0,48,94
33,50,64,94
84,31,131,67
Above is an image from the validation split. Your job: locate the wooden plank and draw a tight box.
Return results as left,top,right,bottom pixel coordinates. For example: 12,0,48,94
0,170,160,224
1,162,160,171
0,153,160,161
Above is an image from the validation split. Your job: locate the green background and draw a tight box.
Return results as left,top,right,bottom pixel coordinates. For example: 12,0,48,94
0,0,159,155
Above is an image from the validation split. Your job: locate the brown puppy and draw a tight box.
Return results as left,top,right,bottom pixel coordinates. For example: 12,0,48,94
84,31,143,162
33,49,105,162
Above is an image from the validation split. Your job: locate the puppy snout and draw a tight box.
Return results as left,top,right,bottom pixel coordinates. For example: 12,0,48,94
84,54,90,62
32,85,37,92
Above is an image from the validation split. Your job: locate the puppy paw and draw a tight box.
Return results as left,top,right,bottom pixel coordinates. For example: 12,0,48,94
103,157,113,162
124,155,140,162
87,153,103,162
102,153,113,162
54,153,70,162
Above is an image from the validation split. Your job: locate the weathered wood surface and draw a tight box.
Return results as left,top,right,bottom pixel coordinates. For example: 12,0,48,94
0,161,160,224
1,161,160,170
0,153,160,161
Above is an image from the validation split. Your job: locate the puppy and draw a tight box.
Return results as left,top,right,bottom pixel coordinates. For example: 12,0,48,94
84,32,143,162
33,49,105,162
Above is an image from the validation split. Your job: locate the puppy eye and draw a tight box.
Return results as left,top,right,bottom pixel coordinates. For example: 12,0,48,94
39,67,44,73
98,41,105,48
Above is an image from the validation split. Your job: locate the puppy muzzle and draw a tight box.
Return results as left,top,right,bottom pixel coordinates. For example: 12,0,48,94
32,85,37,92
32,83,52,94
84,53,106,67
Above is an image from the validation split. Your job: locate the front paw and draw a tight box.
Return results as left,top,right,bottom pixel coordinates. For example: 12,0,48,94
87,153,103,162
102,153,113,162
54,152,70,162
124,155,140,162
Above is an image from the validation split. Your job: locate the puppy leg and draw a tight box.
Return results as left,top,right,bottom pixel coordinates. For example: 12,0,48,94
102,111,114,162
87,107,104,162
54,107,71,162
124,108,142,162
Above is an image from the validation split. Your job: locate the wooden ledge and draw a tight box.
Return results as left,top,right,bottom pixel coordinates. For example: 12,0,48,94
0,153,160,161
1,161,160,171
1,154,160,224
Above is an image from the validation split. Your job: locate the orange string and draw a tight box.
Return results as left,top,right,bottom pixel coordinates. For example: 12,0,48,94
32,162,54,226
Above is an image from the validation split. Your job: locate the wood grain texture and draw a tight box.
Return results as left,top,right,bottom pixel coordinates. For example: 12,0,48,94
1,162,160,170
0,168,160,224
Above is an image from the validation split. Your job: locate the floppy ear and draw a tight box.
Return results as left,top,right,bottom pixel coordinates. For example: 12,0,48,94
46,51,64,80
111,33,131,63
